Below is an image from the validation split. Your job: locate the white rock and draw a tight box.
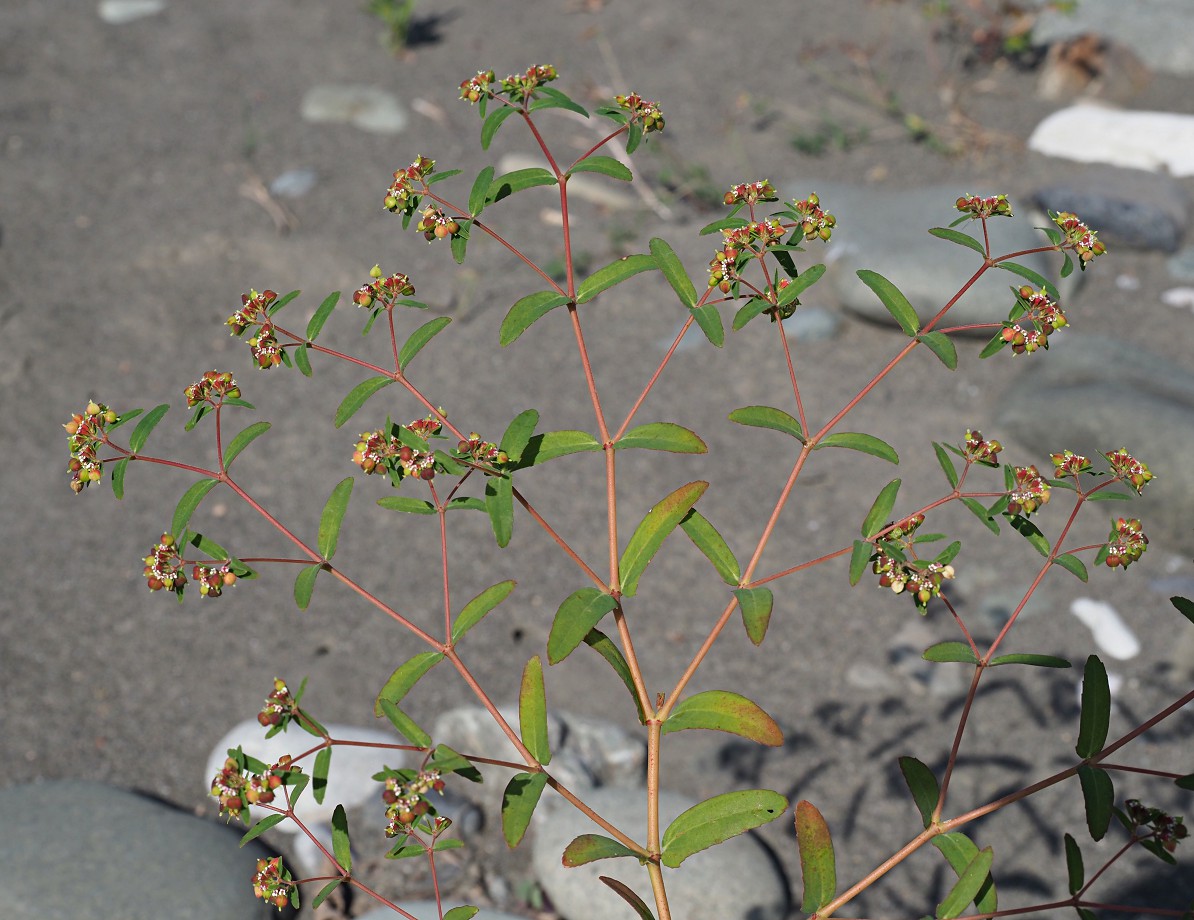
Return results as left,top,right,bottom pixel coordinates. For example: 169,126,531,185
1028,104,1194,177
98,0,165,24
300,85,407,134
1161,287,1194,310
1069,598,1141,660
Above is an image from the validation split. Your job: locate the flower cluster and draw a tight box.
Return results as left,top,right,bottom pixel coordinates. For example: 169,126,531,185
706,220,784,293
381,768,447,835
353,414,445,482
143,533,187,595
454,432,507,467
226,290,284,369
416,206,462,243
64,400,117,493
500,64,558,103
192,562,235,598
955,193,1012,219
251,856,294,911
383,155,436,216
723,180,778,206
211,753,296,820
964,429,1003,466
353,265,416,310
258,678,295,728
459,69,495,103
1007,465,1051,516
1000,286,1068,355
869,514,958,610
1104,448,1154,494
184,370,241,408
1124,799,1188,854
1052,211,1106,268
1104,517,1148,569
1050,449,1091,481
790,193,836,242
614,92,664,133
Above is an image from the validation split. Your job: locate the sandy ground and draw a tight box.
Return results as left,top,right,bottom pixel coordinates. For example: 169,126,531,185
3,1,1193,915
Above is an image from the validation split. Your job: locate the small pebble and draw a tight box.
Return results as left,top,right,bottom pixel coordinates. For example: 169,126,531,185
1161,287,1194,310
269,169,318,199
1069,598,1141,660
300,85,407,134
98,0,165,24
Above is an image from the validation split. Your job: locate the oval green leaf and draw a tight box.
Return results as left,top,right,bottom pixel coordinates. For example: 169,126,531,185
899,756,939,829
240,812,286,845
110,456,130,500
857,269,920,335
480,105,517,150
691,303,724,347
585,629,647,725
562,834,642,867
849,539,872,586
933,442,960,488
661,789,787,868
570,155,633,182
172,478,219,538
1076,654,1110,759
649,237,697,308
318,477,354,560
816,431,899,464
443,907,480,920
680,509,740,586
313,746,332,804
129,403,170,455
501,409,539,463
989,653,1071,668
267,290,301,315
518,429,601,466
377,495,436,514
519,655,551,765
935,844,995,919
996,260,1059,298
453,579,517,644
576,253,657,304
662,690,783,746
923,641,978,664
485,475,514,548
501,771,548,847
334,375,394,429
614,422,706,454
1171,595,1194,626
305,291,340,341
377,698,432,748
469,165,496,217
529,86,590,118
487,167,558,204
776,263,827,308
222,421,271,469
929,226,986,255
399,316,452,370
919,331,958,370
293,562,322,610
1077,764,1114,840
548,588,617,664
373,651,444,716
728,405,804,441
599,877,656,920
862,478,902,539
795,800,837,912
331,804,351,872
620,481,709,597
500,291,571,346
294,343,313,377
1053,553,1089,582
732,587,773,646
1064,832,1084,894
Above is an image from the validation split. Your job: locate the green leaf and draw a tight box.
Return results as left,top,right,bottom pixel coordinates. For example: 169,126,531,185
1077,764,1114,840
548,588,617,664
306,291,340,341
961,496,1000,534
453,579,517,644
614,422,706,454
172,478,219,538
680,509,740,586
996,260,1059,298
620,481,709,597
989,653,1071,668
310,879,343,910
450,222,470,264
110,457,130,499
933,442,959,488
862,478,902,539
1008,514,1050,556
662,690,783,746
1175,772,1194,791
331,804,351,872
377,495,436,514
978,330,1008,359
240,812,286,845
222,421,271,469
648,237,697,308
469,165,496,216
699,214,747,236
690,303,724,347
625,120,644,154
576,253,657,304
570,155,632,182
733,587,774,646
857,269,920,335
1170,595,1194,626
776,263,827,308
585,629,647,724
480,105,517,150
732,296,775,331
562,834,642,867
919,331,958,370
661,789,788,868
487,167,558,204
313,747,332,805
934,842,995,919
1086,489,1133,502
429,744,483,783
294,343,313,377
519,655,551,765
129,403,170,454
530,85,590,117
318,477,354,560
795,800,837,912
849,539,872,586
485,475,514,548
928,226,986,256
109,407,143,432
599,877,656,920
899,756,940,829
377,698,432,748
1052,553,1089,582
1076,654,1110,759
817,432,899,464
1064,833,1084,895
293,563,322,609
398,317,452,370
443,907,480,920
923,641,978,664
373,651,444,716
518,429,602,466
267,290,301,315
499,291,571,346
334,375,394,428
728,405,804,441
501,772,548,847
501,409,539,463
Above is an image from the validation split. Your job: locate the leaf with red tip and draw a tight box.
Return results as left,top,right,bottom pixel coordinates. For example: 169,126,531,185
795,800,837,912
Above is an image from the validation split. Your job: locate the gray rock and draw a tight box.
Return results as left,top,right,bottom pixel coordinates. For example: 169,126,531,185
784,306,842,342
300,85,407,134
97,0,165,24
0,780,289,919
1033,166,1188,253
1034,0,1194,77
994,335,1194,551
531,787,788,920
783,181,1056,331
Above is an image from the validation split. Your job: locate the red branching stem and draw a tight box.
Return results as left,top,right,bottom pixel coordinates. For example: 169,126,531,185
430,480,452,640
749,545,852,587
777,316,808,433
614,312,695,443
387,308,401,370
934,663,984,821
511,486,604,589
569,124,630,170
